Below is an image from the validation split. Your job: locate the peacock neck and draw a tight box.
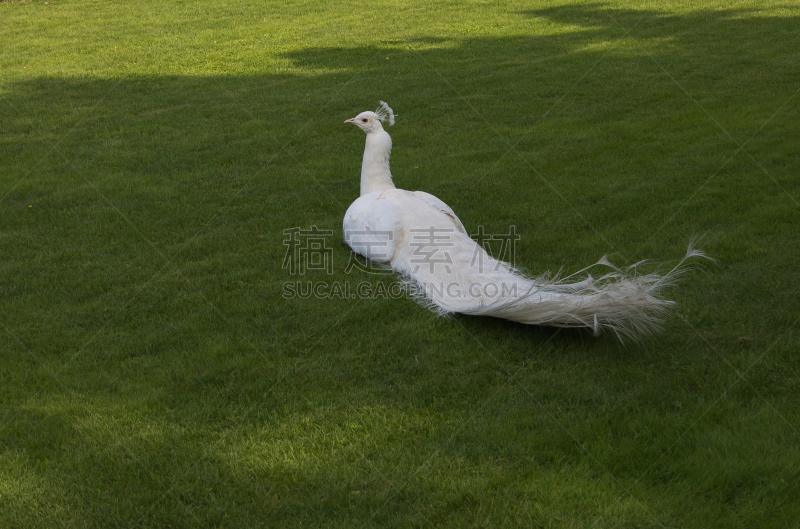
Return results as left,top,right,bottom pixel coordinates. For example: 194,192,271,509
360,129,396,196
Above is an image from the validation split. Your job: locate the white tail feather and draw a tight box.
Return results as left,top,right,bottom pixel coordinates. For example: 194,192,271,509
395,229,711,343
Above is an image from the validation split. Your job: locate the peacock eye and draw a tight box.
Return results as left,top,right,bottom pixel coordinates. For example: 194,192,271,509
361,118,368,122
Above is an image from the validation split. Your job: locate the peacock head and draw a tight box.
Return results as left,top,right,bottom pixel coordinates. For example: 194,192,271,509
344,111,384,133
344,101,395,134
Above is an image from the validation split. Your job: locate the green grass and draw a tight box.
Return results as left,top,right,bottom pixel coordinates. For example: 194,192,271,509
1,0,799,526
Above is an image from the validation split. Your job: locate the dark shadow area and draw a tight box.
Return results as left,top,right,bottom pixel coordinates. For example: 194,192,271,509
1,4,799,527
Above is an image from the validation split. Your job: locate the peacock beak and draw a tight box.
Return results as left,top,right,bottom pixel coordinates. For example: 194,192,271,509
344,118,356,124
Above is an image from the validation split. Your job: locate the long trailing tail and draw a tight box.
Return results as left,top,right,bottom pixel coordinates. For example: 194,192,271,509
394,232,711,342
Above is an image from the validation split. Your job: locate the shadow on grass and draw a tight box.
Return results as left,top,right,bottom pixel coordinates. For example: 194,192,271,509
1,5,799,527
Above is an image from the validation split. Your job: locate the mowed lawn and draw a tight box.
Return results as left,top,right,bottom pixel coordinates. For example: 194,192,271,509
1,0,799,527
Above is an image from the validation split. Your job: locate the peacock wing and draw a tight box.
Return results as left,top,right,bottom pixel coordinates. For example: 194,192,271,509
411,191,467,234
342,190,403,263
